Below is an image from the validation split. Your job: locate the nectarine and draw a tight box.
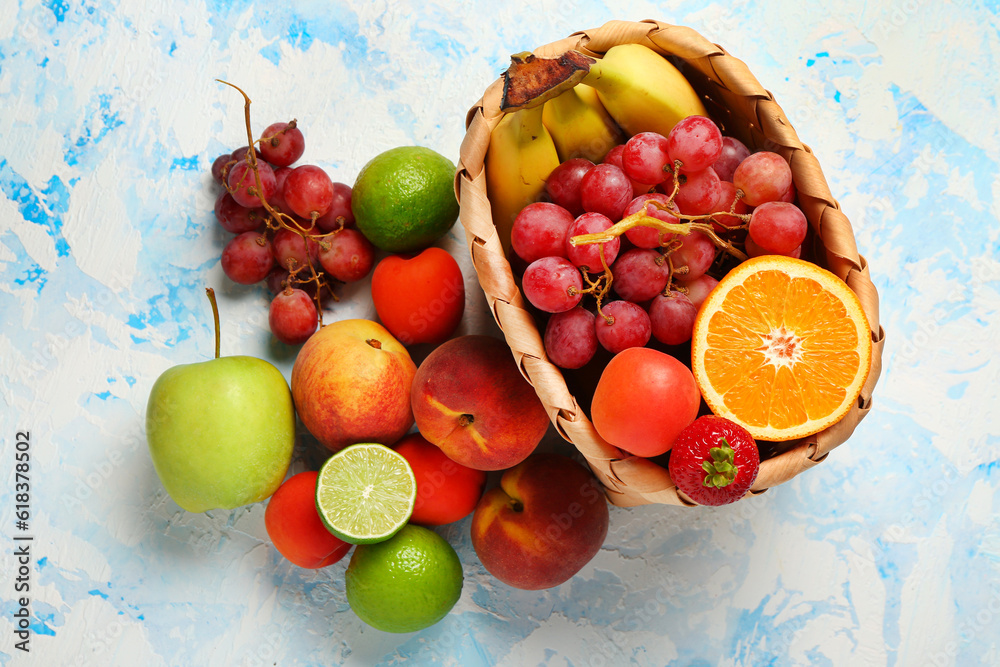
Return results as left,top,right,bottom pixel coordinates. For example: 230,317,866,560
471,453,609,590
371,248,465,346
591,347,700,457
264,471,351,568
394,433,487,526
410,335,549,471
292,319,416,452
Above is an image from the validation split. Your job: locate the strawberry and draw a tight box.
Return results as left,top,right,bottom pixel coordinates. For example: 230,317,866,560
668,415,760,506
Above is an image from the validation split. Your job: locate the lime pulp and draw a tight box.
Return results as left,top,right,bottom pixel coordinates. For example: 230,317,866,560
315,443,416,544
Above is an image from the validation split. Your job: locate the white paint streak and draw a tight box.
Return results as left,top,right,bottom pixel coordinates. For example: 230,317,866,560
31,596,167,667
62,160,141,290
500,612,677,667
945,168,981,210
966,480,994,527
860,1,1000,155
897,520,957,664
10,215,58,273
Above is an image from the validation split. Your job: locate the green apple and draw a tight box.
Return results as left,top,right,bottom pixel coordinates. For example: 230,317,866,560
145,289,296,512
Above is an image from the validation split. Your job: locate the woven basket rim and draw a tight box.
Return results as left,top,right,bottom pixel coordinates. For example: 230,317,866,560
455,19,885,507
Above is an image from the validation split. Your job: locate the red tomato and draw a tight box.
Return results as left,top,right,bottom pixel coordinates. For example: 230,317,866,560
394,433,487,525
264,471,351,568
370,247,465,345
591,347,701,458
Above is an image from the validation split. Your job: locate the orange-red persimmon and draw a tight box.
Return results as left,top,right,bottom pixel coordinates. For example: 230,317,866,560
370,247,465,346
591,347,701,458
393,433,487,526
264,470,351,568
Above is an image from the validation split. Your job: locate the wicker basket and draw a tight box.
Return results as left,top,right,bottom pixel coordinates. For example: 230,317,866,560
455,19,885,507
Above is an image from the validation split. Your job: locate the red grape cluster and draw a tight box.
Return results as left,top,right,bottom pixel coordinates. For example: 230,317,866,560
211,120,376,345
511,115,808,369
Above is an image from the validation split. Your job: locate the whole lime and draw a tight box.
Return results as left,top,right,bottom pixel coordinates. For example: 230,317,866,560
345,524,463,633
352,146,459,253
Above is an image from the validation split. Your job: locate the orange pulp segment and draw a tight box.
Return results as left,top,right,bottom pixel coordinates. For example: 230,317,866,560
691,256,872,441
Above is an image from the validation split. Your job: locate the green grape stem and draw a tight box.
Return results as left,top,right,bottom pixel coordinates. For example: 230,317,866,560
569,206,748,262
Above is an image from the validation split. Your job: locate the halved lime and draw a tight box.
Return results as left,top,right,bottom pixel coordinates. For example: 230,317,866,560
315,443,417,544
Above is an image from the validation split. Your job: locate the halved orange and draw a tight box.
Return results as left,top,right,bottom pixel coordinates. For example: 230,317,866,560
691,256,872,441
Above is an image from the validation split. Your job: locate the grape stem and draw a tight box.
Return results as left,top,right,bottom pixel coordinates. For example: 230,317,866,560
264,119,297,147
216,80,343,323
568,155,750,264
662,160,683,204
567,185,751,310
592,244,614,323
569,207,748,263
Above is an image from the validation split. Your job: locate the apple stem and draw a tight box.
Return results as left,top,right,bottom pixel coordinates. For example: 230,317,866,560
206,287,221,359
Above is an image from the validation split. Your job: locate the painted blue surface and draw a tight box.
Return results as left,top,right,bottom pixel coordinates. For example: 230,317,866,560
1,1,998,665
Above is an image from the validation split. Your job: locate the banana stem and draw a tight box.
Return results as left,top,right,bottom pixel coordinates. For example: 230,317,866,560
515,104,546,136
500,51,594,111
580,57,603,88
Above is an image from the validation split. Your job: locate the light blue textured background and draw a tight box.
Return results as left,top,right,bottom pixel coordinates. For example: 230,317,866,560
1,1,999,665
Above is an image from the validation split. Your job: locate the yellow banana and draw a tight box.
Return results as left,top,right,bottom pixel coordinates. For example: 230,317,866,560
487,44,705,254
542,84,625,163
484,105,561,256
583,43,708,139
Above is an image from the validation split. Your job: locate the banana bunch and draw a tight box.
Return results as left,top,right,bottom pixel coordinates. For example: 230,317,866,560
485,43,708,254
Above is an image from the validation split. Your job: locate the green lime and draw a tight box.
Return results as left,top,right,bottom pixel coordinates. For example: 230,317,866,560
315,443,416,544
352,146,460,252
346,524,463,633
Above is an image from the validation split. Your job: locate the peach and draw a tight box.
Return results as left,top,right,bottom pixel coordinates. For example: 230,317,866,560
471,453,609,590
410,335,549,471
291,319,416,452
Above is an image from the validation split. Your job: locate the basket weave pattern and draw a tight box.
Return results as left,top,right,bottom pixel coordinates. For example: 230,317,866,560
456,20,886,507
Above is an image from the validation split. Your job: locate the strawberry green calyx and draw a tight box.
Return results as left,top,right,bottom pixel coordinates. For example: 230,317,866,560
669,416,759,507
701,438,737,488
